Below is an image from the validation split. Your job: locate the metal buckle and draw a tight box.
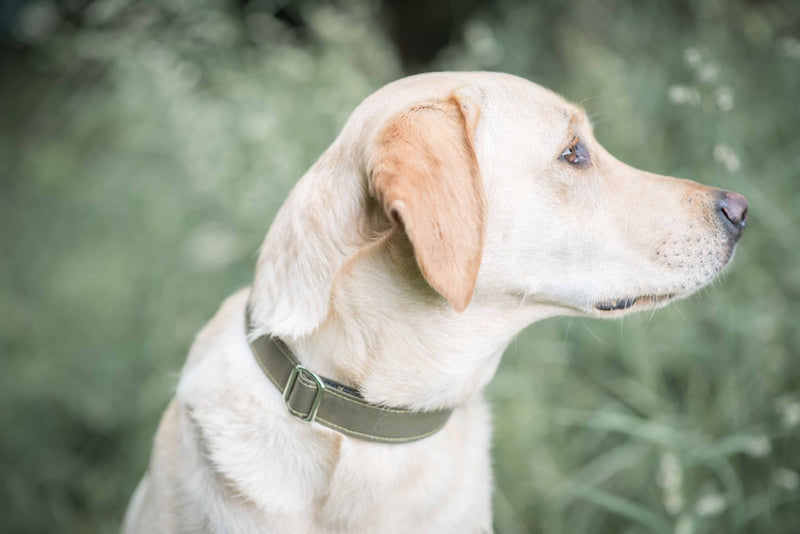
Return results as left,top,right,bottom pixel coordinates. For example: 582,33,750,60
283,365,325,423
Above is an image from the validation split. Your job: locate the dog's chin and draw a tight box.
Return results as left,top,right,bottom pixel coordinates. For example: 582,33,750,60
591,293,678,316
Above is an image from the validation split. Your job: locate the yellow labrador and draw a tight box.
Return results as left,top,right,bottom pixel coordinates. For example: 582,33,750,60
124,72,747,533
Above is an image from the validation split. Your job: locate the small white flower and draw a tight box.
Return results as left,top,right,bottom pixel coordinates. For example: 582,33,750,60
664,492,685,516
668,85,684,104
668,85,701,106
775,398,800,429
695,493,726,516
658,453,683,489
12,0,59,43
744,435,772,458
684,48,703,68
658,452,684,515
697,62,720,83
714,86,735,112
772,468,799,491
783,403,800,428
780,36,800,59
713,144,741,173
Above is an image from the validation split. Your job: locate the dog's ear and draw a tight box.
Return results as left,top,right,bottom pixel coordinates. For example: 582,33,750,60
370,92,485,312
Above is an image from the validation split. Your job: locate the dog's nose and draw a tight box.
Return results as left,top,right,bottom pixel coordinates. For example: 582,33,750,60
716,190,749,239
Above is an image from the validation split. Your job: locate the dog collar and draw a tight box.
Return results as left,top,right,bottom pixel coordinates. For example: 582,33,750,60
245,309,453,444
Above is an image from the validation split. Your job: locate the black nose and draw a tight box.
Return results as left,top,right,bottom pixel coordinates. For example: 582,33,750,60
716,190,749,240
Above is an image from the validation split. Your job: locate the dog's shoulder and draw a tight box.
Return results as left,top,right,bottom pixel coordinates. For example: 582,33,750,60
182,287,250,372
177,287,272,414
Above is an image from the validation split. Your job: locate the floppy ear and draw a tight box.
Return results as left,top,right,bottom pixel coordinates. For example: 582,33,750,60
370,93,486,312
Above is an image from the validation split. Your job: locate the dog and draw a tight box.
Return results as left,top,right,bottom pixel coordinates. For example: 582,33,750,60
123,71,748,533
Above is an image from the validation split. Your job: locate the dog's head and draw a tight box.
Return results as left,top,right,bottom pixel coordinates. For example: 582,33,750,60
364,72,747,320
252,72,747,342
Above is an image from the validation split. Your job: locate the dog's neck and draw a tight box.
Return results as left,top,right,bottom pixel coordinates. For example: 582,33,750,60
254,229,555,412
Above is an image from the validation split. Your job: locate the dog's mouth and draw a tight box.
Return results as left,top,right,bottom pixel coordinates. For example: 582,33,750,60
594,293,676,312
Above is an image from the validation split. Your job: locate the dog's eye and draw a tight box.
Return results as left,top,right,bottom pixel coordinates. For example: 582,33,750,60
560,138,589,166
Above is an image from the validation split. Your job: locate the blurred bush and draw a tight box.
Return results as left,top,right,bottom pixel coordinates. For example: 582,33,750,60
1,0,798,532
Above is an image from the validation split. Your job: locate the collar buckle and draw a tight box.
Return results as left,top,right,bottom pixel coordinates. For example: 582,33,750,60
284,365,325,423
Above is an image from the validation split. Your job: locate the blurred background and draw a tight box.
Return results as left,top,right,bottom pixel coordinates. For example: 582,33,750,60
1,0,799,532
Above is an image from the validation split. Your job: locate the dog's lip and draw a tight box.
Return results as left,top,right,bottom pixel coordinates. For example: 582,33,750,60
594,293,676,312
595,297,638,311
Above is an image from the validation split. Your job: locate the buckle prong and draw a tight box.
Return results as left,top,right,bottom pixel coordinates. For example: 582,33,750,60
283,365,325,423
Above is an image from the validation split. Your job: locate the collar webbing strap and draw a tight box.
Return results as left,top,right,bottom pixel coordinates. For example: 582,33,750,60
245,312,453,444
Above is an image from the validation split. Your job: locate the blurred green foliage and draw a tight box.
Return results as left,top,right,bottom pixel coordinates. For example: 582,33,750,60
1,0,799,532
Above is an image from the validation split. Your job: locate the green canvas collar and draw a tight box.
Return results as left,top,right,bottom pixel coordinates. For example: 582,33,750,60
245,309,453,444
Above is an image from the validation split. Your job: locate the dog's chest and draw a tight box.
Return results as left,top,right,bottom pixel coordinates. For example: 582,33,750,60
177,293,493,532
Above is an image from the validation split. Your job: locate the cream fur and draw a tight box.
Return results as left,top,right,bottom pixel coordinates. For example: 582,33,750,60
124,72,744,533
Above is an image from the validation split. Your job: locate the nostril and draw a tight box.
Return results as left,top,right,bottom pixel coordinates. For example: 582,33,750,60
717,190,749,235
722,204,747,226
